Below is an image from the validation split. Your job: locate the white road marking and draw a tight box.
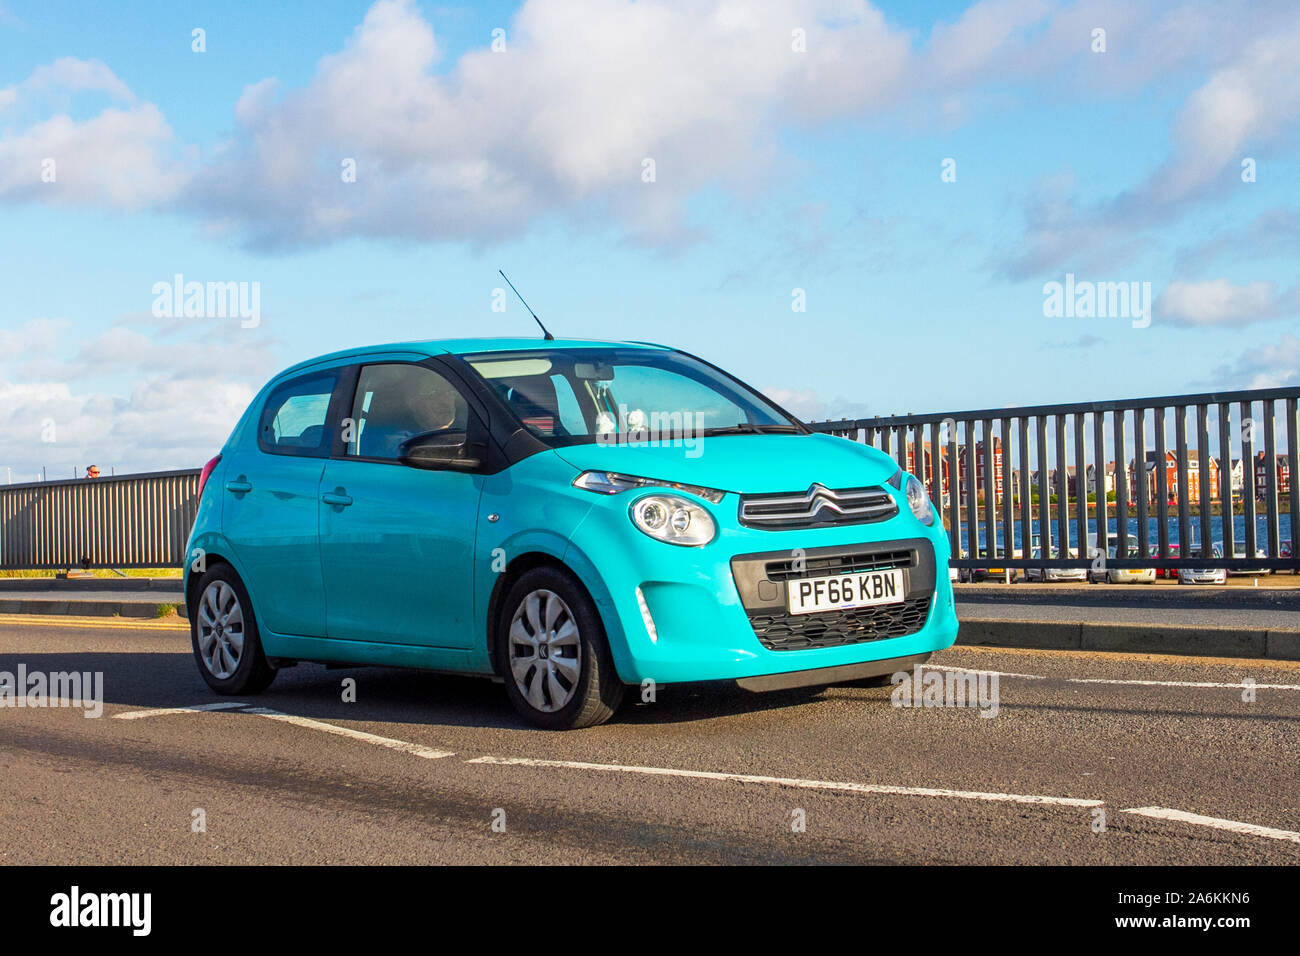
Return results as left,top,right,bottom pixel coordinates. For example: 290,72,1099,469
927,664,1300,691
926,665,1045,679
466,755,1102,807
1066,677,1300,690
243,707,455,760
1121,806,1300,844
113,701,248,720
106,700,1300,845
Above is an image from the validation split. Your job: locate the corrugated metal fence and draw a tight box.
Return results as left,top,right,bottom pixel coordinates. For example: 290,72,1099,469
0,470,199,570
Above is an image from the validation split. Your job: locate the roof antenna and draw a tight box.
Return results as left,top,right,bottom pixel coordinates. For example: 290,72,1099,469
499,269,554,340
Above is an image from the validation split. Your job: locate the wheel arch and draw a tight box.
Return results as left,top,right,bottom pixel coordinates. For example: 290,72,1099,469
485,550,624,680
184,550,237,620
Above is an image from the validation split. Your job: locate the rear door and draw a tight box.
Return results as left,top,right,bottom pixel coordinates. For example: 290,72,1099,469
318,361,486,647
221,367,345,638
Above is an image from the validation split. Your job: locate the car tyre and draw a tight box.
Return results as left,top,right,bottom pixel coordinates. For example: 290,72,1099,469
498,566,625,730
190,564,277,695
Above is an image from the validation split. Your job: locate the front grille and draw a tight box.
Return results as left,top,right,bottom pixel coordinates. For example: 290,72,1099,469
748,596,932,651
739,484,897,530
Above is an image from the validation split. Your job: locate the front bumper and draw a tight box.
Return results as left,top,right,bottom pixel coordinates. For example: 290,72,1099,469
565,492,958,685
1109,569,1155,582
1044,570,1087,581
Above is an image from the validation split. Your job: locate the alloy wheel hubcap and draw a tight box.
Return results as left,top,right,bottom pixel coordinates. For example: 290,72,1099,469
197,581,245,679
508,589,581,713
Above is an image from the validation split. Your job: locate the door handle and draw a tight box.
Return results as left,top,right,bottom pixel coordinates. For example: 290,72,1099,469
321,489,353,507
225,478,252,494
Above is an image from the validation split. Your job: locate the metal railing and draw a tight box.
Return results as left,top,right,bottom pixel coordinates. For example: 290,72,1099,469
5,386,1299,573
809,387,1300,571
0,469,199,571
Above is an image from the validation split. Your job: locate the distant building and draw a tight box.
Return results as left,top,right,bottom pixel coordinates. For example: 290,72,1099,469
1254,452,1291,496
1085,463,1113,496
976,438,1005,502
1123,450,1220,505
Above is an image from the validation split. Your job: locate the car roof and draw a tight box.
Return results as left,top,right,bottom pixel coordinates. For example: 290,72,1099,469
280,337,671,377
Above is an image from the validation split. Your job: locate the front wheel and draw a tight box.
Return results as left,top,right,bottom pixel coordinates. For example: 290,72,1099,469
190,565,277,695
498,567,625,730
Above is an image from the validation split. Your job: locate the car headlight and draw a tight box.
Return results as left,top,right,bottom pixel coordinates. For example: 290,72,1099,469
905,475,934,525
572,470,725,504
629,494,717,546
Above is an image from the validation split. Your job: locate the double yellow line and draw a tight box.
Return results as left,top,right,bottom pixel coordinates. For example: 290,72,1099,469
0,613,188,631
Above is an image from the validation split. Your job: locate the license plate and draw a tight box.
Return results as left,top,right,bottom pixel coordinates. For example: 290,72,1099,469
786,568,905,615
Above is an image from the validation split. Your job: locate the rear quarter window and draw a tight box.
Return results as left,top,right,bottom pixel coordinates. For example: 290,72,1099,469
258,370,339,457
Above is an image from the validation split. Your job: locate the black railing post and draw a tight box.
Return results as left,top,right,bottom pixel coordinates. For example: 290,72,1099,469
1155,407,1169,559
1219,403,1234,559
1241,400,1256,560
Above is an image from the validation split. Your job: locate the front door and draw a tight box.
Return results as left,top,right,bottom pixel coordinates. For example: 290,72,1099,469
318,362,484,647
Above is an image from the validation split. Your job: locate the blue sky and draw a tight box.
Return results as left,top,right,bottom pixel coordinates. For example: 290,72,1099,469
1,0,1298,478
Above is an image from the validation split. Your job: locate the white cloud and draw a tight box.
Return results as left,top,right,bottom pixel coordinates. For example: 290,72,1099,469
1157,278,1298,327
0,57,185,209
1137,24,1300,210
763,386,872,422
1214,332,1300,388
182,0,915,247
0,374,257,481
0,105,184,208
4,0,1298,256
764,387,826,421
0,318,275,478
924,0,1052,84
0,316,65,356
992,5,1300,278
7,57,136,103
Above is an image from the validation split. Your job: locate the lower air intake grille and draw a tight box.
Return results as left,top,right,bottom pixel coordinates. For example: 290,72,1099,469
764,548,914,582
748,596,932,652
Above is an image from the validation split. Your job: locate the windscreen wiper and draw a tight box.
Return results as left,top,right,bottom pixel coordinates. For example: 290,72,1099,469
701,423,801,436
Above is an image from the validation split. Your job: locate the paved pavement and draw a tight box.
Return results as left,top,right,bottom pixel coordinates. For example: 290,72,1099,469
958,599,1300,629
0,590,184,618
2,615,1298,864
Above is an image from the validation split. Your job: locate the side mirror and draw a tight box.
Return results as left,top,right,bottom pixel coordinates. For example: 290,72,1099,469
398,431,481,471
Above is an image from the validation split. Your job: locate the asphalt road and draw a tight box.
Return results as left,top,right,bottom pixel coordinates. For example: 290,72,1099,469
2,615,1298,865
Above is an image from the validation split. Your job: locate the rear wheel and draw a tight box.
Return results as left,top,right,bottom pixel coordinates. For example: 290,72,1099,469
190,565,277,695
498,566,624,730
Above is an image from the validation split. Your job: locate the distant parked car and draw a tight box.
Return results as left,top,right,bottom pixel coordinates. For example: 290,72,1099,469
958,546,1019,583
1151,543,1180,578
1026,547,1087,583
1228,548,1273,576
1178,546,1227,585
1088,545,1155,584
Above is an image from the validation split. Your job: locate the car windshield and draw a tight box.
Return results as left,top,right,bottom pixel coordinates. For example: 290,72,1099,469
462,347,802,446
